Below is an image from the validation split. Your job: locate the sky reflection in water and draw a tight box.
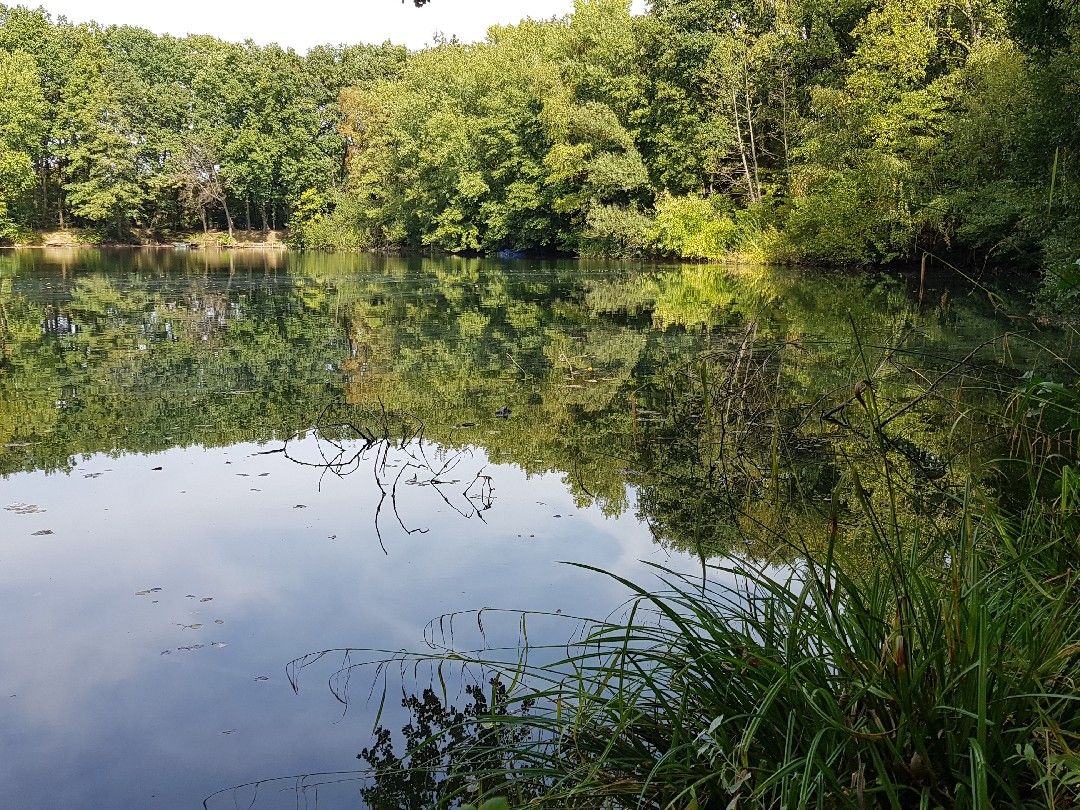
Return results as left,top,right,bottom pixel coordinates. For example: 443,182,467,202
1,437,698,808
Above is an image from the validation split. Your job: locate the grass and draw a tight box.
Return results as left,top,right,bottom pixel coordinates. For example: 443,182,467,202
384,472,1073,810
279,342,1080,810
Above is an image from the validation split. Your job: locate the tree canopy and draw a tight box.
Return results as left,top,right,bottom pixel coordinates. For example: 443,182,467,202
0,0,1076,301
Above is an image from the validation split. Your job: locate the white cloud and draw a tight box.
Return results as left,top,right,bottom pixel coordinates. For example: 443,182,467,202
29,0,646,51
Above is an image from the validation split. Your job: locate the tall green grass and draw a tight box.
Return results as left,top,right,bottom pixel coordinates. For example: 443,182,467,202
285,343,1080,810
386,384,1079,808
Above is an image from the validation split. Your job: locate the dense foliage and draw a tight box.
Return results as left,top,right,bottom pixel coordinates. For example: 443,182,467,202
320,0,1077,288
0,4,406,240
0,0,1076,292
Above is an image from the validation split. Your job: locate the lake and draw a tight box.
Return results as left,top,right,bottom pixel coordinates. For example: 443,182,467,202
0,248,1057,808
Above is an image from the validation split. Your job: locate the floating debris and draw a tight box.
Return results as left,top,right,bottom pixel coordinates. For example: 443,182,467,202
32,529,54,536
200,597,213,602
135,588,163,596
6,503,45,515
176,623,203,630
258,473,270,477
177,644,206,652
222,729,237,735
213,619,224,625
151,467,163,471
160,650,172,656
254,676,269,682
294,504,307,509
83,472,104,479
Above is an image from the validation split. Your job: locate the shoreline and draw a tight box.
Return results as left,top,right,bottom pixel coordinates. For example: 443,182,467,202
5,229,289,251
3,242,289,250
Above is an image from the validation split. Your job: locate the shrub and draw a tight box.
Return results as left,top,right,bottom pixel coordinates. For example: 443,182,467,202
288,189,373,251
653,194,736,260
579,204,655,258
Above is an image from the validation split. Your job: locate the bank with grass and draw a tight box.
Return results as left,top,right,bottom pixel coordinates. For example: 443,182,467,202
290,342,1080,809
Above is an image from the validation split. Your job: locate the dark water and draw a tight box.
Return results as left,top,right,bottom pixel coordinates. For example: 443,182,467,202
0,248,1056,808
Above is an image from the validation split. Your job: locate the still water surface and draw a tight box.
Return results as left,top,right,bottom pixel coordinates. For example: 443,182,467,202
0,249,1044,807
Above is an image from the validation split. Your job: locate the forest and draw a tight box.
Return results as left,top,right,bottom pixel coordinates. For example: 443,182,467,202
0,1,1076,301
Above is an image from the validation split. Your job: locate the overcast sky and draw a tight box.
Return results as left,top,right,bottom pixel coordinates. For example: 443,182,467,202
29,1,646,51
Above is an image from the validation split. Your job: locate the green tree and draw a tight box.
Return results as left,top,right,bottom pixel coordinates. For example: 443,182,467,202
0,49,45,238
56,34,145,234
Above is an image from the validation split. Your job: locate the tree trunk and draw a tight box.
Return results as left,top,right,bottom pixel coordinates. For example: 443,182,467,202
743,71,761,201
780,73,791,178
40,150,48,228
732,90,759,204
57,156,66,229
245,198,251,231
222,199,234,238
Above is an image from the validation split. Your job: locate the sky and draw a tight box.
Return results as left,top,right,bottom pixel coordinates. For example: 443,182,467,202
30,0,646,51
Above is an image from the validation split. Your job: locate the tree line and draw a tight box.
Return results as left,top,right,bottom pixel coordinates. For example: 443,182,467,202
0,4,406,240
0,0,1076,295
305,0,1078,300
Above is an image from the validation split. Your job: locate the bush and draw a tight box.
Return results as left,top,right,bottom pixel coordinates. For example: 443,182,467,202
653,194,736,260
1038,217,1080,318
579,204,655,258
288,189,373,251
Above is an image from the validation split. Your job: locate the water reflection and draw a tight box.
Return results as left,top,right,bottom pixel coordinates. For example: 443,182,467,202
0,248,1056,807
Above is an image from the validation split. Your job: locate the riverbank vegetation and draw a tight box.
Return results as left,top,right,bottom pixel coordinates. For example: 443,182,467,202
284,332,1080,809
0,1,1077,305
